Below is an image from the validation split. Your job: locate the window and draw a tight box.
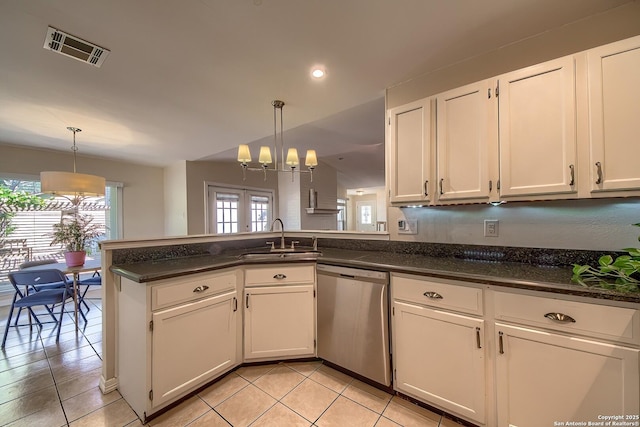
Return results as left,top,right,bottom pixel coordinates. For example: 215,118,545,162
1,177,122,282
215,193,239,234
250,195,270,232
207,185,274,234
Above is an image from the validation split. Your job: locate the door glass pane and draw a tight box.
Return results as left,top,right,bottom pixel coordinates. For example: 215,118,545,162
215,193,239,234
250,195,269,232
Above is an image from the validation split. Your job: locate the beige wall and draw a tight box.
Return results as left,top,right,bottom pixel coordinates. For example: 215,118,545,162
387,1,640,108
0,144,165,239
185,160,279,235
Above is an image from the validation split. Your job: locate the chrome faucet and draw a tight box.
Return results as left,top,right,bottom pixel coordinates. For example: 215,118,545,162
270,218,285,250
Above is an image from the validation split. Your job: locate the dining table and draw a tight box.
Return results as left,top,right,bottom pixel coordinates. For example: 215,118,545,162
23,258,102,328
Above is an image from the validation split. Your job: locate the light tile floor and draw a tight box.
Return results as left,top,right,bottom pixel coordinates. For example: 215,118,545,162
0,292,466,427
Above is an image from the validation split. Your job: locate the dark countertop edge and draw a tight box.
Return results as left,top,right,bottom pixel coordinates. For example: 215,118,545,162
110,253,640,304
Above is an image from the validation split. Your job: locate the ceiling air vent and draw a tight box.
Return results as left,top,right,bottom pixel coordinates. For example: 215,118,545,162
43,26,110,68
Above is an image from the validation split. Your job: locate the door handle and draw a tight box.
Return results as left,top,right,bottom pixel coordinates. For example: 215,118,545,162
246,294,249,309
273,274,287,280
193,285,209,293
544,312,576,323
569,164,575,186
423,291,443,300
595,162,603,185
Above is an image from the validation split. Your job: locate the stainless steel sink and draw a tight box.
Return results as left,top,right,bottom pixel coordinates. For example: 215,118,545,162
238,250,321,261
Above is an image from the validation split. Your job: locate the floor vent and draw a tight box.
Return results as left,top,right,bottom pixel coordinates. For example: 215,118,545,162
43,26,110,68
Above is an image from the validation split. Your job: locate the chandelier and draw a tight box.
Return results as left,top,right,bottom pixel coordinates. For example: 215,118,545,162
40,127,106,204
237,100,318,181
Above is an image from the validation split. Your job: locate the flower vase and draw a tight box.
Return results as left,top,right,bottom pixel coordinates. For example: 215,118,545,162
64,251,86,267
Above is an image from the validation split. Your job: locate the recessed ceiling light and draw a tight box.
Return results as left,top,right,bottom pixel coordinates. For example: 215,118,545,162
311,67,325,79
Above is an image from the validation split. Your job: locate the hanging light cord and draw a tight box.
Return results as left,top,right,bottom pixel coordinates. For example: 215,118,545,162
67,126,81,174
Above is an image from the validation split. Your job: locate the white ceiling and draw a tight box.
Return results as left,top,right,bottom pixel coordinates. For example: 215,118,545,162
0,0,631,189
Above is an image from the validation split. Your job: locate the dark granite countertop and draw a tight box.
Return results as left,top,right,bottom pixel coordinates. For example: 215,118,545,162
110,247,640,304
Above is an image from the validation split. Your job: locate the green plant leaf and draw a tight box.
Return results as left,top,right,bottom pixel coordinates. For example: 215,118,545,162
624,248,640,257
598,255,613,266
572,264,590,275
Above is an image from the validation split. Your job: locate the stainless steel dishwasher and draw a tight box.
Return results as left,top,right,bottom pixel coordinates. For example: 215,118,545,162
317,264,391,386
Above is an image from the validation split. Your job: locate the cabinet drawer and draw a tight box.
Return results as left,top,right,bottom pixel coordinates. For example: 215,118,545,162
494,292,640,345
245,264,315,286
392,274,483,316
152,270,237,311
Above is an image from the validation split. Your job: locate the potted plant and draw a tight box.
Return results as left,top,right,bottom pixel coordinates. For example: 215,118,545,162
572,223,640,293
49,212,105,267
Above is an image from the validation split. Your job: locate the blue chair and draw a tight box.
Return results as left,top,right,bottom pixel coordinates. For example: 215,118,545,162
1,269,85,348
78,272,101,312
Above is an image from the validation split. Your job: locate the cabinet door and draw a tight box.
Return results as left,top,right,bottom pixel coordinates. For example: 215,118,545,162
388,98,433,204
393,301,486,424
244,285,315,360
498,56,577,198
495,323,640,427
151,290,238,408
588,36,640,192
436,80,495,203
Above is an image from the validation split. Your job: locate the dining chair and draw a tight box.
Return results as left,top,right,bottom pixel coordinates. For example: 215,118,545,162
1,269,85,348
78,272,101,312
15,259,66,322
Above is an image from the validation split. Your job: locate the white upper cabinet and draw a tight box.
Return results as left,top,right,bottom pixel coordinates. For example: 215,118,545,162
497,55,577,198
587,35,640,193
388,98,433,205
436,80,497,203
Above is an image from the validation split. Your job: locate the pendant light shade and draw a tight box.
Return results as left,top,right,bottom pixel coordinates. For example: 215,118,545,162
305,150,318,167
286,148,299,166
258,146,272,165
40,127,105,198
40,171,105,197
237,144,252,163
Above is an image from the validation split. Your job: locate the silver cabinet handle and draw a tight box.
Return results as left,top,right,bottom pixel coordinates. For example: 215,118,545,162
423,291,443,299
595,162,603,185
273,273,286,280
439,178,444,195
498,331,504,354
476,327,482,349
423,180,429,197
569,164,575,186
193,285,209,293
544,312,576,323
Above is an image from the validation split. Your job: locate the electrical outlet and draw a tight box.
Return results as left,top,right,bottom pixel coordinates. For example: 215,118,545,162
398,219,418,234
484,219,499,237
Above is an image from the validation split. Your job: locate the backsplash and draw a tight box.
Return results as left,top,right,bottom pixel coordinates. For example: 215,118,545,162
110,235,613,268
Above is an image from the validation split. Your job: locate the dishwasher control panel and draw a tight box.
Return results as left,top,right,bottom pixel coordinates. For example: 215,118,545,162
316,264,388,282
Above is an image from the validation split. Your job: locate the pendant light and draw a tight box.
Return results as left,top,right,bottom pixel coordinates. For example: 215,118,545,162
40,127,106,203
238,100,318,181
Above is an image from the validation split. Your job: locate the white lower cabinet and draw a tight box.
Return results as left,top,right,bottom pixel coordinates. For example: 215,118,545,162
243,263,316,361
495,322,639,427
117,269,240,421
493,291,640,427
151,290,238,408
393,301,486,424
391,274,486,425
391,275,640,427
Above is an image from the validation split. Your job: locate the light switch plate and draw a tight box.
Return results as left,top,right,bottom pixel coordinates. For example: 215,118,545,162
398,219,418,234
